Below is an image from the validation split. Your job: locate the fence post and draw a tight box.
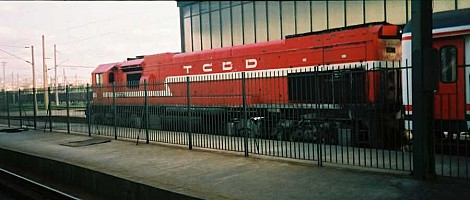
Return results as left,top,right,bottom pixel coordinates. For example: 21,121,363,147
18,89,22,128
186,77,192,150
48,87,52,132
66,85,70,134
242,72,248,157
317,69,322,166
33,88,37,129
144,80,149,144
6,91,10,127
411,0,435,179
113,83,117,140
86,84,91,137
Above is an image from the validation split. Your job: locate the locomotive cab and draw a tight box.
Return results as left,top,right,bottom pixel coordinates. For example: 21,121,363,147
117,58,144,89
91,62,119,86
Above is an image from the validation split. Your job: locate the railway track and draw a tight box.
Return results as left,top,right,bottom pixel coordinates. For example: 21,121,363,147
0,168,80,200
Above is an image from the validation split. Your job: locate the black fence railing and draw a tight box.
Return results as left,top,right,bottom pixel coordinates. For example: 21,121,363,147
0,63,468,179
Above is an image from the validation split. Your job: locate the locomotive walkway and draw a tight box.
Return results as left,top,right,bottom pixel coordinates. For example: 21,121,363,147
1,125,470,199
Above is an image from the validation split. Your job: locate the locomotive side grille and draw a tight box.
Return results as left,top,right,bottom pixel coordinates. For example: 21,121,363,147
287,69,366,104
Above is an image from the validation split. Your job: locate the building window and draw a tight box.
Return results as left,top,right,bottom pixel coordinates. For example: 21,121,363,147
440,46,457,83
457,0,470,9
365,0,385,23
184,17,193,52
243,2,255,44
201,13,211,50
192,15,201,51
296,1,311,34
232,4,243,45
328,0,345,29
255,1,267,42
386,0,406,25
211,10,222,48
346,0,363,26
267,1,281,40
311,0,327,31
221,7,232,47
281,1,295,37
433,0,455,12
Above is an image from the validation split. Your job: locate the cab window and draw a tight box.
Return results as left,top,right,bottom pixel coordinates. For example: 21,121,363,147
108,72,115,83
95,73,103,85
440,46,457,83
127,73,141,88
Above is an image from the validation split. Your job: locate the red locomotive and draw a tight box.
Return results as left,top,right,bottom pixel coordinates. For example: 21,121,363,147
91,8,470,149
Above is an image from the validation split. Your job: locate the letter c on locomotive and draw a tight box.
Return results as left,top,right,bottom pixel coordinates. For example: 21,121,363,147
203,63,213,72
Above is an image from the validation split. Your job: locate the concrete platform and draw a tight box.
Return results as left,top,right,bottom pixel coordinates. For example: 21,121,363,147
1,126,470,200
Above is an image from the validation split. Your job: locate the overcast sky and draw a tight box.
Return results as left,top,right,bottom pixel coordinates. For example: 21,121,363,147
0,1,180,87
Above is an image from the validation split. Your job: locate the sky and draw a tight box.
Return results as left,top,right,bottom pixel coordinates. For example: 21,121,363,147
0,1,180,88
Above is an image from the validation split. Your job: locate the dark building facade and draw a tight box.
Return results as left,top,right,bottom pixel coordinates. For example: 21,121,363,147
177,0,470,53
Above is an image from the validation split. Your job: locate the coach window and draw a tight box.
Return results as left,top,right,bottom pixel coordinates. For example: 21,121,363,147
440,46,457,83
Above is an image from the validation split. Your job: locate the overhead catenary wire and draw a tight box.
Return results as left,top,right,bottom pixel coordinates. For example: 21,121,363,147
58,65,94,69
62,9,144,32
0,45,27,48
6,8,146,47
0,48,31,64
58,19,162,46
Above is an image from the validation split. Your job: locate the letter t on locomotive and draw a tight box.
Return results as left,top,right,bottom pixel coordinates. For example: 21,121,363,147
183,65,192,74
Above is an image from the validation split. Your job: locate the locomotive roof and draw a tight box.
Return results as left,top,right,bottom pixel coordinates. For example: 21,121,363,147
92,62,119,74
285,22,391,39
117,58,143,67
403,8,470,34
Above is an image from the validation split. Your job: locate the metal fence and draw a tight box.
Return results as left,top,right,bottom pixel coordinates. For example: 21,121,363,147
0,63,468,180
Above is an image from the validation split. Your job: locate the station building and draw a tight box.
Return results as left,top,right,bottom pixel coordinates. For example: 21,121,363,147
176,0,470,53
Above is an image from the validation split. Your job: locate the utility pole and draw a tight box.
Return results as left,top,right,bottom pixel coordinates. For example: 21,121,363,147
42,35,49,110
11,71,14,103
54,44,59,106
1,62,5,91
63,68,66,86
29,46,38,114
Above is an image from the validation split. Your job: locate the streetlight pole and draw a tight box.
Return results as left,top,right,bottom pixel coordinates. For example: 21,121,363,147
42,35,49,111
